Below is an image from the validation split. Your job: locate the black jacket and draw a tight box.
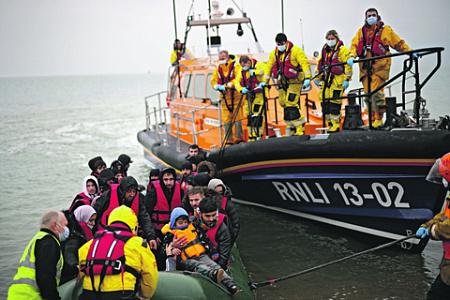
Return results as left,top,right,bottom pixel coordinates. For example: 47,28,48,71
60,211,89,284
94,177,156,241
35,229,62,300
194,218,231,269
221,197,240,245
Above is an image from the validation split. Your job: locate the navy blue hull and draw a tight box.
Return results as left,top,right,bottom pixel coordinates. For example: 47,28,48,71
139,128,450,252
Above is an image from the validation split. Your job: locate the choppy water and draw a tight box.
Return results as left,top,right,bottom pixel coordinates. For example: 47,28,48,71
0,70,447,299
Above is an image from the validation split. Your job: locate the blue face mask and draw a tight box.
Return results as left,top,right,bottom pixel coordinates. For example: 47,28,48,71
58,224,70,242
242,66,249,71
87,224,94,230
277,45,286,52
367,16,377,26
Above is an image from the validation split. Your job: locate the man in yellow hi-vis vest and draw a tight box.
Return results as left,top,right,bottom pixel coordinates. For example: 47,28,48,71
8,211,68,299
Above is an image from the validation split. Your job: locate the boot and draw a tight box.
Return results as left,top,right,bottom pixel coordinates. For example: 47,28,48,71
224,282,243,296
372,119,383,128
294,123,305,136
209,268,224,283
328,119,341,132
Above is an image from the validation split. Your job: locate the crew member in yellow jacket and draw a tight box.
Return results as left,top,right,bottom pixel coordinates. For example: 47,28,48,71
234,55,268,141
348,8,413,128
78,205,158,300
314,29,352,132
211,50,244,145
171,39,193,65
259,33,311,136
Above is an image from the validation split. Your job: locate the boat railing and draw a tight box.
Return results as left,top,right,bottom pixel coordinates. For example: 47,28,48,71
168,101,224,151
326,47,444,129
144,91,170,140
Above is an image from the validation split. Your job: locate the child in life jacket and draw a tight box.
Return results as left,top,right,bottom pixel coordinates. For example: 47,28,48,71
162,207,242,296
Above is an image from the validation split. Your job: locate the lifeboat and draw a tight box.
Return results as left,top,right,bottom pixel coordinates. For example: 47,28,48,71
137,4,450,253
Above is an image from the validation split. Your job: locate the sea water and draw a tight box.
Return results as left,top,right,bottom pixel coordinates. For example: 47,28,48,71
0,69,448,299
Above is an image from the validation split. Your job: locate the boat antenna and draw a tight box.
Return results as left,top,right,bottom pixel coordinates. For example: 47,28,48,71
299,18,305,51
172,0,178,40
281,0,284,33
207,0,212,63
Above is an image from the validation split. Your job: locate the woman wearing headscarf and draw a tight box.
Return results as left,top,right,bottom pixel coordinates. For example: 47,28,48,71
60,205,97,284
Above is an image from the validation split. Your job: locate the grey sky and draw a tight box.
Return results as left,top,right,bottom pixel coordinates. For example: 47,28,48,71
0,0,448,77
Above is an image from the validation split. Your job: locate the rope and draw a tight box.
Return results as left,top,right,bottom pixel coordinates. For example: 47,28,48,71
249,234,417,290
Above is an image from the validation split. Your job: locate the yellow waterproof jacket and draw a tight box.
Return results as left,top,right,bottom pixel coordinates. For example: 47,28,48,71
234,60,267,93
79,234,158,298
170,48,193,65
211,55,242,89
315,43,352,86
79,206,158,298
422,197,450,241
263,43,311,83
350,23,412,81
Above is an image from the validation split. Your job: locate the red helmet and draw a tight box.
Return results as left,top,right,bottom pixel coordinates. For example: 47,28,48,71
426,153,450,189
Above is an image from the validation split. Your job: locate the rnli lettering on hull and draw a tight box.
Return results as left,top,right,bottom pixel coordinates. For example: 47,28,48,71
272,181,409,208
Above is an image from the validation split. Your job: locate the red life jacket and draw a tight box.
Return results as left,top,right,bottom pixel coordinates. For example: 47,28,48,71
206,213,226,248
151,181,182,230
356,22,389,57
69,196,92,213
218,60,236,85
240,58,262,92
82,223,139,292
272,41,302,79
100,184,139,229
79,221,94,241
318,40,344,76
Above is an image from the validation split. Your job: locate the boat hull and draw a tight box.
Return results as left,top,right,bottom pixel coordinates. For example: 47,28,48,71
138,127,450,252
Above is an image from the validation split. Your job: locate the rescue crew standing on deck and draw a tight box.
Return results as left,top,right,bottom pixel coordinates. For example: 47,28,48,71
211,50,244,145
415,153,450,299
259,33,311,136
347,8,414,128
170,39,192,65
78,205,158,300
8,211,68,299
234,55,267,141
314,29,352,133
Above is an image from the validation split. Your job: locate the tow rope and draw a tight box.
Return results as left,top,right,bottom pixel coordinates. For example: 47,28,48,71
249,234,417,289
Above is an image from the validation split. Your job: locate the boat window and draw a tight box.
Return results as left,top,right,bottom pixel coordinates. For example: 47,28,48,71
194,74,206,100
206,73,220,106
185,74,193,98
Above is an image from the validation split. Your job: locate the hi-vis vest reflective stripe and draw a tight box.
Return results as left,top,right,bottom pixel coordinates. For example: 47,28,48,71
8,231,63,299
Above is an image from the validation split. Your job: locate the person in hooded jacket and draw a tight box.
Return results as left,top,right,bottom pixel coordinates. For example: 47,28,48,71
208,179,240,245
314,29,353,133
69,175,101,213
179,161,193,193
197,160,215,178
78,205,158,300
60,205,97,284
211,50,244,145
93,176,157,249
145,167,185,269
88,156,103,176
347,8,414,128
97,168,115,193
117,154,132,177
